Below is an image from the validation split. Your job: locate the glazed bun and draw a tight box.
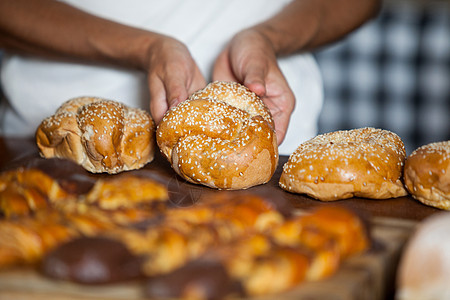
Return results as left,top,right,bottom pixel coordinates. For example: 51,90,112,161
36,97,155,174
279,127,408,201
156,81,278,190
403,140,450,209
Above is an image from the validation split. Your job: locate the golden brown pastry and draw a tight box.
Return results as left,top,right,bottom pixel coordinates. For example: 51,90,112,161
403,140,450,209
0,160,369,298
0,167,169,268
279,127,408,201
85,175,168,210
36,97,155,174
135,193,286,276
0,212,79,266
156,81,278,190
143,204,370,298
0,168,72,218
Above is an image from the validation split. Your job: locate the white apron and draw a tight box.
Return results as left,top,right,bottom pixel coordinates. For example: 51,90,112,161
0,0,323,155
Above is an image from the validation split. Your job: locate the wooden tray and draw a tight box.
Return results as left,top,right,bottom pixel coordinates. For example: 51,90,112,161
0,217,416,300
0,137,440,299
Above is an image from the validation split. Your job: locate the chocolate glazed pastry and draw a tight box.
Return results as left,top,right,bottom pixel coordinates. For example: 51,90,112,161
41,237,143,284
144,259,244,300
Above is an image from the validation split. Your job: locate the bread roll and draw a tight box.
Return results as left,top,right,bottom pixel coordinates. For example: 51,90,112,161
36,97,155,174
279,127,408,201
397,212,450,300
403,140,450,209
156,81,278,190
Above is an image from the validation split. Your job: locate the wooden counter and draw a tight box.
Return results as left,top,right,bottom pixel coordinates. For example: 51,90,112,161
0,136,441,300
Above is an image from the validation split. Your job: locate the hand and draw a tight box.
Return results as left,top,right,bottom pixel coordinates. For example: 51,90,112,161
212,29,295,145
145,35,206,124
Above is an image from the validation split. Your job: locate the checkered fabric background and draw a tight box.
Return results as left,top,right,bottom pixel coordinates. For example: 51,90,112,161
315,1,450,155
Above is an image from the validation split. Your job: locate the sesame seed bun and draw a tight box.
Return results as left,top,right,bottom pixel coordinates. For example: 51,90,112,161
403,140,450,209
279,127,408,201
36,97,155,174
156,81,278,190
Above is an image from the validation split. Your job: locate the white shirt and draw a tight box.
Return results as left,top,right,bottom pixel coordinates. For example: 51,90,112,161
0,0,323,155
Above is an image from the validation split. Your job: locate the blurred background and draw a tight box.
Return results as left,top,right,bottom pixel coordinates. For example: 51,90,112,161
0,0,448,155
315,0,449,155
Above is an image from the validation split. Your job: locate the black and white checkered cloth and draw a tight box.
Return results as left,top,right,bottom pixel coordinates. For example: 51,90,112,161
315,1,450,155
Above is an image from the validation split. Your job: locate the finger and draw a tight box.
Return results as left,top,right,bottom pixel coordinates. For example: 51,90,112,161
148,76,168,125
164,73,190,110
212,49,238,82
187,68,207,97
243,66,267,98
262,80,295,145
271,109,291,145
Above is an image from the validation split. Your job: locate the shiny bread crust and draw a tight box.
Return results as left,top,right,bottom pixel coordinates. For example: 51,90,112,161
156,81,278,190
280,127,408,201
36,97,155,174
403,140,450,209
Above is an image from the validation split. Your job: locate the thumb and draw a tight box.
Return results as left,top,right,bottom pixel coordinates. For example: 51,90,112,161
212,48,238,82
241,61,267,97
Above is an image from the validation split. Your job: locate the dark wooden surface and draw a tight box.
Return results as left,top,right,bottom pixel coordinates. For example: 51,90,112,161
0,136,440,222
0,136,441,300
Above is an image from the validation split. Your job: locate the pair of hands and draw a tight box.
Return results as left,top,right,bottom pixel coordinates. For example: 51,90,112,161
146,29,295,145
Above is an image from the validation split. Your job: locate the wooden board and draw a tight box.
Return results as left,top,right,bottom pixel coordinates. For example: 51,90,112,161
0,137,440,299
0,217,417,300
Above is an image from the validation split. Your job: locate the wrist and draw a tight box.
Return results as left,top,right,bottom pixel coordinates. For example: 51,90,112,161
114,29,162,71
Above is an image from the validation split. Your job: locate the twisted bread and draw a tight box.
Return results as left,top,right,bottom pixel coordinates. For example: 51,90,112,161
403,140,450,209
0,167,169,268
0,161,369,298
0,168,72,218
36,97,155,174
280,127,408,201
156,81,278,190
144,205,369,298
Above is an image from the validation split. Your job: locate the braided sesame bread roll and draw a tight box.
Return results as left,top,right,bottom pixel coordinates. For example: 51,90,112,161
36,97,155,174
403,141,450,209
156,81,278,190
280,127,408,201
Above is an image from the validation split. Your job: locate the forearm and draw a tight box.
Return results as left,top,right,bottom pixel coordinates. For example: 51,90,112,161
0,0,157,70
252,0,381,55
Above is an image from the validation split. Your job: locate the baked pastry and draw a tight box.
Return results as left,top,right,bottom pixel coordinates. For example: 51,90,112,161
156,81,278,190
85,175,168,210
42,237,142,284
144,204,369,298
0,168,72,218
36,97,155,174
0,159,369,297
0,167,369,298
0,169,168,268
279,127,408,201
396,212,450,300
403,140,450,209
